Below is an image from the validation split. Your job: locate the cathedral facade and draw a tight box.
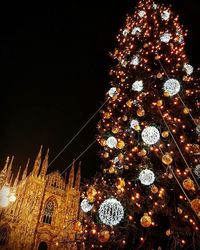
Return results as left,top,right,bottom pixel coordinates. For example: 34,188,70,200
0,146,81,250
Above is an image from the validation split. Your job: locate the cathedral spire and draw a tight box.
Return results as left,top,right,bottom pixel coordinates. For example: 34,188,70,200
1,156,10,174
6,156,14,182
22,158,30,180
9,174,14,186
67,160,75,188
0,157,10,186
75,162,81,190
40,148,49,179
32,145,43,177
14,166,21,187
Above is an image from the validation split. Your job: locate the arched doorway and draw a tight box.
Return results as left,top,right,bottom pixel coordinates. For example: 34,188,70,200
38,241,48,250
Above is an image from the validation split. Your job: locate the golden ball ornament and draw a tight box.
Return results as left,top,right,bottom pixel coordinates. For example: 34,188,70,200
183,107,190,114
73,221,82,232
118,153,124,161
191,199,200,216
157,72,162,79
134,125,141,131
104,112,111,119
126,100,133,108
108,166,115,174
183,75,189,81
124,165,129,170
100,139,107,147
162,154,173,165
103,152,109,158
138,149,147,157
87,186,97,197
98,230,110,243
168,173,173,179
117,140,125,149
177,207,183,214
112,127,119,134
151,185,158,194
143,43,149,48
137,108,145,117
140,213,152,228
157,100,163,107
115,178,125,189
155,55,160,60
87,195,95,203
183,178,195,191
164,91,170,97
162,131,169,138
122,115,128,121
166,229,171,236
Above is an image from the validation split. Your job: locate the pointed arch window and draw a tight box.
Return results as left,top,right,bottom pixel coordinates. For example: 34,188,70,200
0,227,9,246
43,200,54,224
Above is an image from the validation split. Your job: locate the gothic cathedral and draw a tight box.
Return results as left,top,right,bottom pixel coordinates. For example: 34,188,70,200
0,146,81,250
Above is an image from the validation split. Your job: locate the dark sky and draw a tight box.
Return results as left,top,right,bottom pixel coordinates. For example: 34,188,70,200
0,0,200,180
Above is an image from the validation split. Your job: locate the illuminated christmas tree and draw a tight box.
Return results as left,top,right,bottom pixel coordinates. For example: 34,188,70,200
79,0,200,249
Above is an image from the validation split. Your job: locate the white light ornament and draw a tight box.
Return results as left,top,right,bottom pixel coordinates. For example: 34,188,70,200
108,87,117,98
161,10,170,21
163,78,181,96
138,10,146,18
132,80,143,92
196,124,200,136
132,27,141,35
81,199,93,213
122,29,129,36
160,33,171,43
153,3,158,10
130,55,140,66
141,126,160,145
98,198,124,226
106,136,117,149
194,165,200,178
130,119,139,129
139,169,155,186
183,63,193,75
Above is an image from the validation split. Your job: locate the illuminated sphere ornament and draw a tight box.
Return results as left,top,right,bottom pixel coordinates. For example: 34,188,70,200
161,10,170,21
131,55,140,66
139,169,155,186
141,126,160,145
98,198,124,226
194,164,200,178
106,136,117,149
196,124,200,136
122,29,129,36
132,27,141,35
132,80,143,92
163,78,181,96
108,87,117,97
183,178,195,191
160,33,171,43
140,213,152,227
191,199,200,217
98,230,110,243
138,10,146,18
81,199,93,213
183,63,193,75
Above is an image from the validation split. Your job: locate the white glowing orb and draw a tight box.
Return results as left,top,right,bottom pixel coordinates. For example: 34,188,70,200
183,63,193,75
160,33,171,43
132,80,143,92
161,10,170,21
0,197,9,208
130,119,139,129
196,124,200,136
108,87,117,97
0,185,10,197
106,136,117,149
163,78,181,96
194,165,200,178
9,193,16,203
131,55,140,66
132,27,141,35
138,10,146,18
98,198,124,226
81,199,93,213
122,29,129,36
141,126,160,145
153,3,157,9
139,169,155,186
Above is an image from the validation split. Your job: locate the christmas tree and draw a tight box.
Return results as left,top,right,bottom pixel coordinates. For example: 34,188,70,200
79,0,200,249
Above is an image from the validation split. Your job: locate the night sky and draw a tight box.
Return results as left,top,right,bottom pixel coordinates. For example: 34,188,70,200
0,0,200,180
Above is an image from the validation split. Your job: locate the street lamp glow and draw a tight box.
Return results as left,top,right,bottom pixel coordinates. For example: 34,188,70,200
9,193,17,203
0,197,10,208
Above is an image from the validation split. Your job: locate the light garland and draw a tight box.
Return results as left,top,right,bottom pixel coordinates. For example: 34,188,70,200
98,198,124,226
